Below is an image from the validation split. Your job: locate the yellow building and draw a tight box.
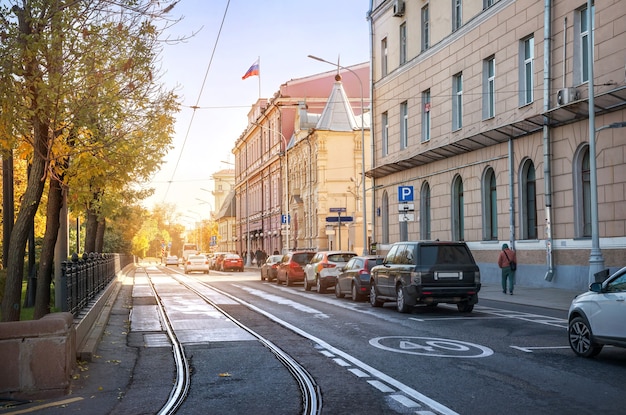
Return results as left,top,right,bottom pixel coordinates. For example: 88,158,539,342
368,0,626,290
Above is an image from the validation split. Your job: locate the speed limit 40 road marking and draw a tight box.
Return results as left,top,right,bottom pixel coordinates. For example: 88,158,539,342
370,336,493,358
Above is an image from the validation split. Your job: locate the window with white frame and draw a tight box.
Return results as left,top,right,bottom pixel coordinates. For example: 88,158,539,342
483,57,495,119
421,89,431,142
421,5,429,51
482,168,497,240
483,0,496,9
420,181,431,240
400,22,407,65
452,175,465,241
575,4,594,85
520,159,538,239
400,101,408,149
382,111,389,156
381,37,388,77
452,73,463,131
520,35,534,106
453,0,462,32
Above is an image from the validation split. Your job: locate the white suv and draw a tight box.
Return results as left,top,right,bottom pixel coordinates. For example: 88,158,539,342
568,266,626,357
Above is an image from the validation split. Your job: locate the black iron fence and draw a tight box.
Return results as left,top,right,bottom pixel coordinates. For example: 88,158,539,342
61,252,134,316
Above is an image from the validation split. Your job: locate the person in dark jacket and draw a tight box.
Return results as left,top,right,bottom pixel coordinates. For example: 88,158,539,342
497,243,517,295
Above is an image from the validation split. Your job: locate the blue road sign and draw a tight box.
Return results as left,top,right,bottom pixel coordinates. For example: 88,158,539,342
398,186,414,202
282,214,291,224
326,216,353,222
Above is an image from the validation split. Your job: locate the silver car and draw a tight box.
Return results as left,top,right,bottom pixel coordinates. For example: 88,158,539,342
184,254,210,274
568,266,626,357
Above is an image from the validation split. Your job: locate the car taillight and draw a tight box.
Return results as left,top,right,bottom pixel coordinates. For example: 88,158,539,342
289,262,300,269
322,263,335,268
358,269,368,275
411,271,422,285
474,271,481,283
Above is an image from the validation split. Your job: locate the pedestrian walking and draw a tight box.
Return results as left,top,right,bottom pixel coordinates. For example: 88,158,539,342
497,243,517,295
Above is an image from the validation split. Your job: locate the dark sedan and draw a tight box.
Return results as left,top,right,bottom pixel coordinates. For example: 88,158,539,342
261,254,283,282
335,256,384,301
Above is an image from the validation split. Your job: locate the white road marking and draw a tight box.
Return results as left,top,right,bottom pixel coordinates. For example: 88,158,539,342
510,345,571,353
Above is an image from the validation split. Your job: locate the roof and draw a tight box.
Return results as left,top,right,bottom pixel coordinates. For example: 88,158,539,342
316,75,371,132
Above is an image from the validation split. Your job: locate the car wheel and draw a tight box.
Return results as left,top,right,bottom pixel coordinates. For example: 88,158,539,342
352,283,364,302
335,283,345,298
369,284,383,307
396,285,410,313
457,302,474,313
316,275,326,293
304,276,312,292
276,275,282,285
569,316,603,357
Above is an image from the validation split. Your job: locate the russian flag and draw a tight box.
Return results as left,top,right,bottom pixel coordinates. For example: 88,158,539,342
242,59,260,80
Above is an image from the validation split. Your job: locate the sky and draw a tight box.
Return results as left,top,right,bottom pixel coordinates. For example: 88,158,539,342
143,0,371,223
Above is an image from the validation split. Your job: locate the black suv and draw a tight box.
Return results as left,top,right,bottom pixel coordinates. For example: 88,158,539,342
369,241,481,313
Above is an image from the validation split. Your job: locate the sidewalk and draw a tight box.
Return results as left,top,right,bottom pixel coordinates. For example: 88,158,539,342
478,281,580,312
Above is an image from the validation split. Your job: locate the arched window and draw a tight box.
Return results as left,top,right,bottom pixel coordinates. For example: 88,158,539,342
482,168,498,240
420,181,431,240
382,191,389,243
451,175,464,241
520,159,538,239
573,144,591,237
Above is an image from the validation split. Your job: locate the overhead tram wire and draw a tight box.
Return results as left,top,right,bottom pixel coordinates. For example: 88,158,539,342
162,0,232,202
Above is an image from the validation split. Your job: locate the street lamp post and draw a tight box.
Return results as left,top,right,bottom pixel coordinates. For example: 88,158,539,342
308,55,368,255
588,121,626,283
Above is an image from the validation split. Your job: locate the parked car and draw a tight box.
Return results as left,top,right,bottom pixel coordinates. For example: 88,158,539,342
165,255,179,266
370,241,481,313
210,252,228,270
261,254,283,281
221,253,244,272
567,266,626,357
335,255,385,301
184,254,210,274
304,251,357,293
276,251,316,286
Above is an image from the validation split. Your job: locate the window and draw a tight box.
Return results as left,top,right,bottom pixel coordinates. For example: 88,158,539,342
576,4,594,84
420,182,431,240
483,57,495,119
452,175,465,241
453,73,463,131
573,145,592,237
422,89,431,142
400,101,408,149
421,5,429,51
482,168,498,240
382,111,389,156
381,37,388,77
520,36,534,105
399,23,407,65
453,0,462,32
483,0,496,9
520,159,538,239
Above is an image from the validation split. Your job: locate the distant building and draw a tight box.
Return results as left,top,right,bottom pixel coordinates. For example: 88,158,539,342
233,64,370,259
368,0,626,290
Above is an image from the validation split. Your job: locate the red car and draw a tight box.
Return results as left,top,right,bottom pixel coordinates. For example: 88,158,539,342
276,251,316,286
221,254,244,272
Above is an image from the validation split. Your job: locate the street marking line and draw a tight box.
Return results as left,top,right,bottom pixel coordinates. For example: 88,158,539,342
349,368,370,377
2,397,83,414
390,394,421,408
368,380,395,393
511,345,571,353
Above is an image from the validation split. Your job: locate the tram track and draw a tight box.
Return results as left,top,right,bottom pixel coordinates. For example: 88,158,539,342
144,267,322,415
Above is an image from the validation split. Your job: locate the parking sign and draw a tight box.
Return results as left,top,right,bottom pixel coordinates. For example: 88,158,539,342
398,186,414,202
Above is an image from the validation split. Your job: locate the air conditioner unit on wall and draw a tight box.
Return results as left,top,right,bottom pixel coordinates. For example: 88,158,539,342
557,88,580,106
393,0,405,17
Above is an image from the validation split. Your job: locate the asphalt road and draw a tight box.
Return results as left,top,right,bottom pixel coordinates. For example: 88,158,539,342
4,266,625,415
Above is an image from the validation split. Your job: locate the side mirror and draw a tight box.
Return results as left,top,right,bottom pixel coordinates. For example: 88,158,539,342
589,282,603,293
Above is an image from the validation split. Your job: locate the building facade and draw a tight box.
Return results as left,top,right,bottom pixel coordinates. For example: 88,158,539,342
233,64,370,263
368,0,626,290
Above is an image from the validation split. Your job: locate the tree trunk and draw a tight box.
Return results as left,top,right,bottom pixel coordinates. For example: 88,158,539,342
34,178,63,319
95,218,106,252
2,150,14,269
84,207,98,253
1,121,49,322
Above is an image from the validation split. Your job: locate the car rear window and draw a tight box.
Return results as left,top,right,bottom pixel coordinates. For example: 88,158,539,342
419,245,474,266
367,258,384,270
293,253,315,264
328,253,356,262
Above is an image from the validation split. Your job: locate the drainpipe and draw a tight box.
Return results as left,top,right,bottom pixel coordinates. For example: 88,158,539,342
368,0,376,250
543,0,555,281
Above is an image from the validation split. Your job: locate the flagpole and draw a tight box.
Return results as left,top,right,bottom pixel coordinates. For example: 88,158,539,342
257,56,261,99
